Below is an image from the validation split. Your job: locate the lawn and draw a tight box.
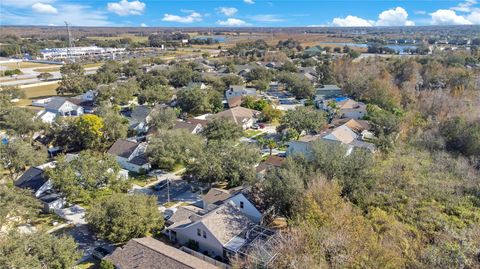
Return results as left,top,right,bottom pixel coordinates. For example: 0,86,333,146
244,129,263,138
31,213,67,232
14,82,60,108
32,62,103,73
0,62,58,69
129,174,157,187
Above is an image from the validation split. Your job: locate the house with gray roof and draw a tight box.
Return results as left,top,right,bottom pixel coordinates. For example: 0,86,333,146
225,85,257,100
36,97,84,123
105,237,218,269
107,139,150,173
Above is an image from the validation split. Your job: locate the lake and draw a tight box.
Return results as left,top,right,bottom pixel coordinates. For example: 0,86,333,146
320,42,418,54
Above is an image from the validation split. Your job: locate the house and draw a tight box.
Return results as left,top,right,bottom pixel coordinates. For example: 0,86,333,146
314,85,343,101
202,187,262,223
322,97,367,119
225,85,257,100
126,105,152,133
207,107,260,130
107,139,150,173
166,202,254,259
173,120,203,134
15,164,65,212
286,123,376,157
105,237,218,269
256,155,286,175
36,97,84,123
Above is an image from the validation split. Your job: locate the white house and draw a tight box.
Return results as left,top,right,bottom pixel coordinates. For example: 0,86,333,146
36,97,84,123
107,139,150,173
207,107,260,130
202,187,262,223
225,85,257,100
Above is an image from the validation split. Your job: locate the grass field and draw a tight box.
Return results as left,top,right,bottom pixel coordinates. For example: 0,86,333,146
32,62,103,73
14,82,59,107
87,34,148,43
0,62,59,69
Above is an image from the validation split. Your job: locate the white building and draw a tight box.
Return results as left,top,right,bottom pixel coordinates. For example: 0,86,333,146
40,46,126,59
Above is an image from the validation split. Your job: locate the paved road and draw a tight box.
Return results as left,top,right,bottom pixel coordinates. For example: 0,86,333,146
0,67,98,86
152,180,201,205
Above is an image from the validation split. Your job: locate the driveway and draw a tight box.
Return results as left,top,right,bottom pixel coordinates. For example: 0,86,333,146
55,205,86,225
152,180,201,205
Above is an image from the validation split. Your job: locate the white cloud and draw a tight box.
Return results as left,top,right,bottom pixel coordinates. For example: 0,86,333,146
330,7,414,27
107,0,145,16
250,14,284,22
1,4,112,26
140,23,147,27
217,18,250,26
332,15,374,27
414,10,426,15
1,0,53,7
32,3,58,14
162,12,202,23
466,9,480,24
376,7,414,26
244,0,255,4
430,9,472,25
217,7,238,16
451,0,477,12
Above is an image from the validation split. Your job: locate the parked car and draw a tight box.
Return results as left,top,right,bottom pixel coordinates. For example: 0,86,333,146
258,123,265,129
154,179,172,191
92,246,110,260
252,123,259,129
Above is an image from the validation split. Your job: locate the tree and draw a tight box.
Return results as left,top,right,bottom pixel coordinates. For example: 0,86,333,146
279,107,327,138
260,104,282,123
138,84,173,105
184,141,260,187
176,87,222,115
47,151,128,203
0,107,45,139
57,63,88,95
0,186,41,230
149,107,178,130
169,65,193,87
221,74,243,87
97,105,129,146
74,114,104,150
97,79,140,105
147,129,203,170
0,140,47,180
0,232,80,269
202,118,244,141
122,59,141,78
246,67,273,82
86,193,163,243
266,138,277,155
37,72,53,81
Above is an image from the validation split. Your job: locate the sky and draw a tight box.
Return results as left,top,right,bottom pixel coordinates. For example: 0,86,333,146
1,0,480,27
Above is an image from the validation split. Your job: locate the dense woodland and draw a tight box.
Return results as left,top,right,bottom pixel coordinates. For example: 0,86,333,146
0,37,479,268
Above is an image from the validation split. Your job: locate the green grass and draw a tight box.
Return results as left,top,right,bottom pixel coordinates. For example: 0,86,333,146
0,62,58,69
75,258,99,269
31,212,67,232
244,129,263,138
14,82,60,108
129,173,157,187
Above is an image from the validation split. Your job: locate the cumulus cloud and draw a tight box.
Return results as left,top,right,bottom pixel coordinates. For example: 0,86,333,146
140,23,147,27
244,0,255,4
107,0,145,16
250,14,284,22
430,9,472,25
330,7,414,27
32,3,58,14
466,9,480,24
217,7,238,16
332,15,373,27
162,12,202,23
2,0,53,7
376,7,414,26
217,18,250,26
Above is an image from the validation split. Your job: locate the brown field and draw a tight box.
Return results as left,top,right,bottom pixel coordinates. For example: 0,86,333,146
14,82,59,108
0,62,58,69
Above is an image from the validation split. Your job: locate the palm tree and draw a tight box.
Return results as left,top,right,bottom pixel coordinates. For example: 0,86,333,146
266,138,277,156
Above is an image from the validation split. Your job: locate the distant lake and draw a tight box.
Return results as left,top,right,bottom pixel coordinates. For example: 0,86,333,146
320,42,418,54
192,36,227,43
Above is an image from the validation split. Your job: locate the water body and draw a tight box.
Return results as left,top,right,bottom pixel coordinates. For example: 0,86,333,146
320,42,418,54
192,36,227,43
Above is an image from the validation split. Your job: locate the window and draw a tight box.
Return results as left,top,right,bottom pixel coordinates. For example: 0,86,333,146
197,229,201,236
203,231,207,238
240,201,244,209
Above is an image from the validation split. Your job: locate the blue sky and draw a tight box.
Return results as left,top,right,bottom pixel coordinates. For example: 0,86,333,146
1,0,479,27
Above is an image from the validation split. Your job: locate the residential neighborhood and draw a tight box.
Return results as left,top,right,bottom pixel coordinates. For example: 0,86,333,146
1,6,480,268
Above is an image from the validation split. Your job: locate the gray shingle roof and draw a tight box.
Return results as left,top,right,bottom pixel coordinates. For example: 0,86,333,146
107,139,140,158
15,167,47,192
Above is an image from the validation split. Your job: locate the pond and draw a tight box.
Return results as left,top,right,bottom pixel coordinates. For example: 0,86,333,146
320,42,418,54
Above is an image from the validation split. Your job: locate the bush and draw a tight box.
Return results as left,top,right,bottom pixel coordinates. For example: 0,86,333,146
100,260,115,269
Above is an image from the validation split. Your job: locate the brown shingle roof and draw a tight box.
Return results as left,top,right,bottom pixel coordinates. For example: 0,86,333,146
107,139,139,158
227,96,242,108
106,237,217,269
208,107,259,125
173,121,199,133
203,188,232,205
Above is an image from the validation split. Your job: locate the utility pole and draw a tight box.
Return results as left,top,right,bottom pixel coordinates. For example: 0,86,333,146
65,21,74,61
